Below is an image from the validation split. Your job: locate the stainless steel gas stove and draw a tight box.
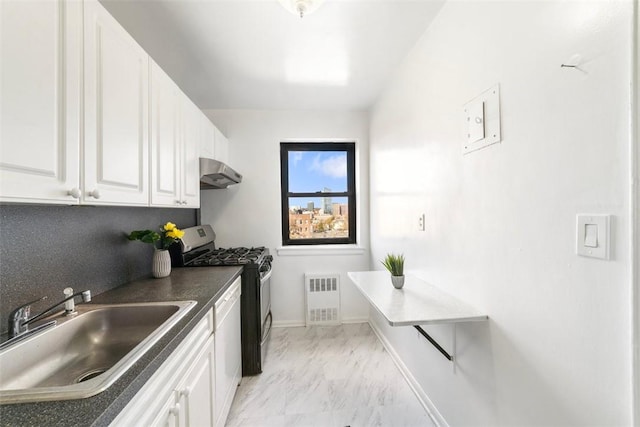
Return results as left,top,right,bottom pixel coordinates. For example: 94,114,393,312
170,225,272,376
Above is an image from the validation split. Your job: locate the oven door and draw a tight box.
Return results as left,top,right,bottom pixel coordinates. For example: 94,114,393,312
260,269,272,349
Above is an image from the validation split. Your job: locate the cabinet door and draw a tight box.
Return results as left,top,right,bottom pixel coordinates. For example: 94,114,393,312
0,0,81,204
150,392,180,427
150,61,181,207
83,0,149,205
110,310,215,427
178,335,215,427
181,99,201,208
214,293,241,427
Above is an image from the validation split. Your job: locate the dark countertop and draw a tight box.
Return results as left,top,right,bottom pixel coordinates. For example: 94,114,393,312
0,266,243,427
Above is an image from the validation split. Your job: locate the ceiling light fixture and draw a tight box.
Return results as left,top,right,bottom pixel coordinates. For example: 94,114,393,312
278,0,324,18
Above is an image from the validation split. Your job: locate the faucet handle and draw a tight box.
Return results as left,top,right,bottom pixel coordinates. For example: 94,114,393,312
8,296,47,338
81,290,92,303
10,296,47,316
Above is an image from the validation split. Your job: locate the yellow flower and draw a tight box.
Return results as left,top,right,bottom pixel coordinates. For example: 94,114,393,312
163,222,176,231
166,228,185,239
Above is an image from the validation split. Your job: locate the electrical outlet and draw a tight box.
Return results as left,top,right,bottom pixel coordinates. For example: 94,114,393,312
418,213,425,231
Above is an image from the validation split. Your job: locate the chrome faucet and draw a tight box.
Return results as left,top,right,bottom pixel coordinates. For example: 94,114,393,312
7,288,92,340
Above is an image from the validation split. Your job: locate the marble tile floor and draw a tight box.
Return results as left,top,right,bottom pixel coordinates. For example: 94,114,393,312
225,323,435,427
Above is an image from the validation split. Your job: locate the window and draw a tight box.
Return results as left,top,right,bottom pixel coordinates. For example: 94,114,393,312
280,142,356,245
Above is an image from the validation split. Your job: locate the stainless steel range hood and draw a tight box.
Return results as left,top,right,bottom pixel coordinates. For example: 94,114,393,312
200,158,242,189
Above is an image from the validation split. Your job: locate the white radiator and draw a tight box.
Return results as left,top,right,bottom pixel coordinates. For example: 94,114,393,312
304,273,341,325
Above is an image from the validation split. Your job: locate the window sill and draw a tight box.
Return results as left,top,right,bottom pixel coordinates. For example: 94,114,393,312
276,245,367,257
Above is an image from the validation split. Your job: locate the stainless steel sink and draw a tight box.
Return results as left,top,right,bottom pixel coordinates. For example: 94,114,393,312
0,301,196,404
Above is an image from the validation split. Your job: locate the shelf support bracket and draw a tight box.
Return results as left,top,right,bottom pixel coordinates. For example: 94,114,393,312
414,325,453,361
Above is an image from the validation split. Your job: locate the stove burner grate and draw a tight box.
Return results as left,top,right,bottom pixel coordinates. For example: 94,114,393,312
191,246,268,267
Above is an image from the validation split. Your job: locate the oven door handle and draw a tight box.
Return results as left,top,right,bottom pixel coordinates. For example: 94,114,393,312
260,269,273,283
261,311,273,345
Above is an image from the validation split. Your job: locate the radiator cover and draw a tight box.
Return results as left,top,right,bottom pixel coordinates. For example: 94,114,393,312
304,273,341,325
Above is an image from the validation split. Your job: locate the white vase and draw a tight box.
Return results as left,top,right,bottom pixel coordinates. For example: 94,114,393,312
152,249,171,278
391,275,405,289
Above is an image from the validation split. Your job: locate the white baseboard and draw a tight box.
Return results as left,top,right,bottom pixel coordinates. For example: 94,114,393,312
272,317,369,328
341,316,368,324
272,320,306,328
368,320,449,427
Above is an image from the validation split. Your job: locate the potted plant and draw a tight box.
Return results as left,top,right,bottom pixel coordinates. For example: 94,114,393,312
128,222,185,278
381,253,405,289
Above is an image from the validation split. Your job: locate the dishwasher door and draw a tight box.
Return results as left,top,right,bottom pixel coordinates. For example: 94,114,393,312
214,277,242,427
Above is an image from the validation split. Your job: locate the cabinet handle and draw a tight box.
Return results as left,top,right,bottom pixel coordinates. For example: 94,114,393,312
67,188,81,199
87,189,101,199
175,200,181,205
169,403,181,417
180,387,191,398
181,201,188,205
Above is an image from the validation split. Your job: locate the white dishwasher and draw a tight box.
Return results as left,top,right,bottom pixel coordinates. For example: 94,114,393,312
214,277,242,427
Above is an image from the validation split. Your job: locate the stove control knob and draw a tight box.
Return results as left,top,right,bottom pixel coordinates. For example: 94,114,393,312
67,188,81,199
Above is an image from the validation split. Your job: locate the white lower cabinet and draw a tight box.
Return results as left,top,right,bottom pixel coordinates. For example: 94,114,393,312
214,278,242,427
150,391,180,427
152,336,215,427
111,309,215,427
177,336,215,426
112,281,243,427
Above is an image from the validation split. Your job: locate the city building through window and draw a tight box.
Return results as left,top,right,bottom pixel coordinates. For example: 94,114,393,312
280,142,356,245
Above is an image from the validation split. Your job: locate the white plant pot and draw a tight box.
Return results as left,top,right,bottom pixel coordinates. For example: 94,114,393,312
391,275,405,289
152,249,171,278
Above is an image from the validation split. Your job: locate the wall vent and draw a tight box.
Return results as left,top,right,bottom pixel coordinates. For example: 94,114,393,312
305,274,341,325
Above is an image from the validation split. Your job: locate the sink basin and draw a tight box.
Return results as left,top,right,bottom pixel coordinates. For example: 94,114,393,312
0,301,196,404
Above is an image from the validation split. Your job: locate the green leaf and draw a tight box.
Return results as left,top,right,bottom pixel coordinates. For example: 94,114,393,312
381,253,405,276
127,230,160,245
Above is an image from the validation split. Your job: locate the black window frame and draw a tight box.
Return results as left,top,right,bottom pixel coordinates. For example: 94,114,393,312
280,142,356,246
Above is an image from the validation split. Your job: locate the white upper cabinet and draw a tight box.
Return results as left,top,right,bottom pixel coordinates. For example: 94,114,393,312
150,61,200,208
0,0,82,204
150,61,180,207
180,98,201,208
83,0,149,206
2,0,204,207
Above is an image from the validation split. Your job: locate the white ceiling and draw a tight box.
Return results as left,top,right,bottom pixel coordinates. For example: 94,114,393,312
100,0,445,110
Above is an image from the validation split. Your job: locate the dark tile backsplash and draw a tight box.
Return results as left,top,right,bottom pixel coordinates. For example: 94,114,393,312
0,205,197,336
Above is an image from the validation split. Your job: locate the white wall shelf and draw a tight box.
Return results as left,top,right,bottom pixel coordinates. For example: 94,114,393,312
347,271,488,361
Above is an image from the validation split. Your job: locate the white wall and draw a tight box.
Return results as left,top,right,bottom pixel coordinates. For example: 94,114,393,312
200,110,370,325
369,1,634,426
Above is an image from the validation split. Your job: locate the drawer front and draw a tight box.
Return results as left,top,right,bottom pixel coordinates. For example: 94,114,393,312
215,277,241,330
111,308,214,426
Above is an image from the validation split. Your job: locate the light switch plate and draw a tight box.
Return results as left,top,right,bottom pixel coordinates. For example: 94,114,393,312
466,100,485,143
463,84,501,154
576,214,611,259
